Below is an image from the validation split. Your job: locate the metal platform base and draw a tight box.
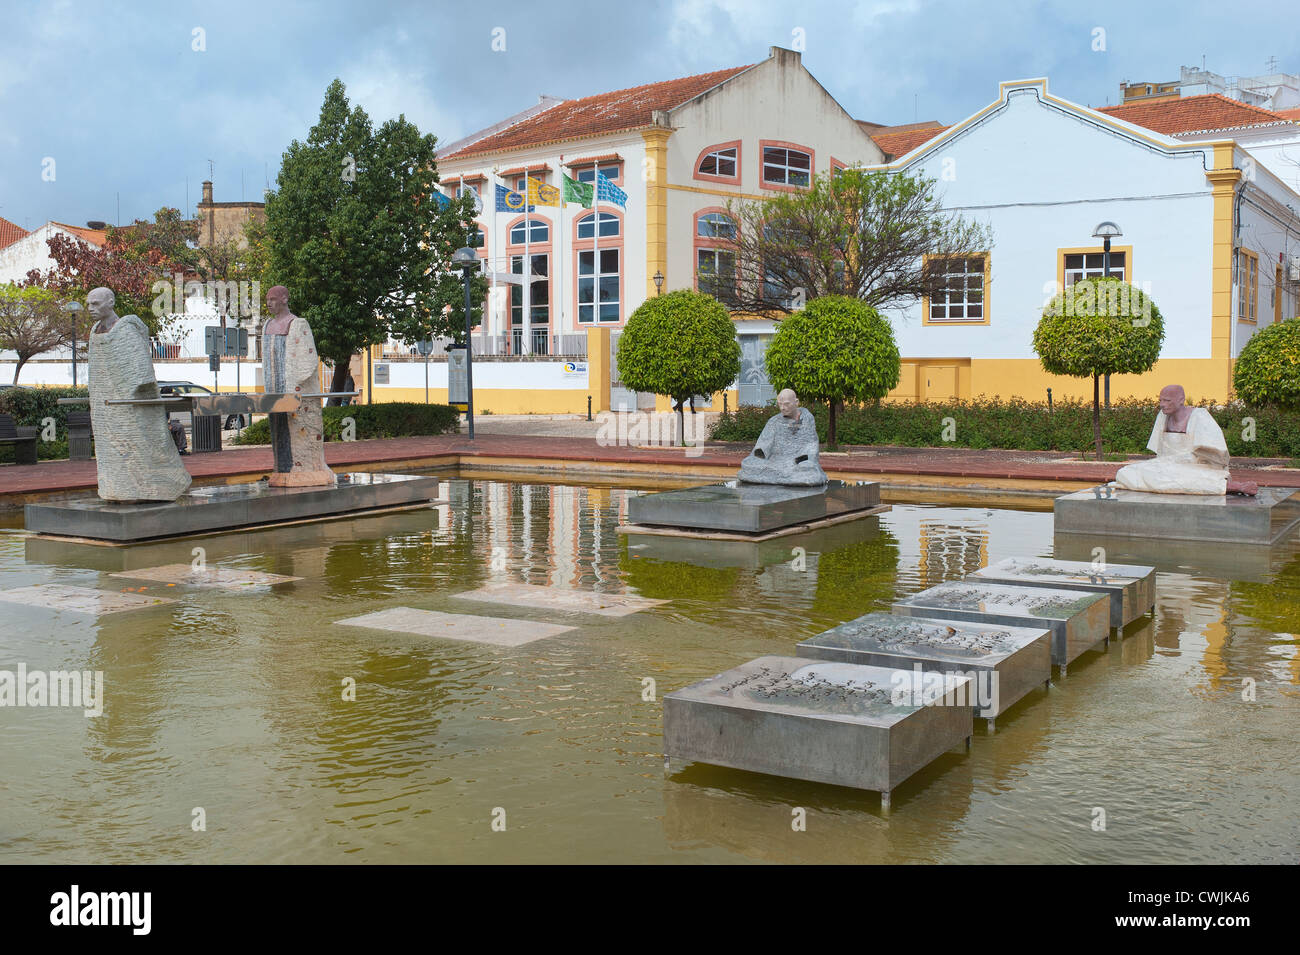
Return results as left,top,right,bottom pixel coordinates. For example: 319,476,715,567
24,472,441,543
1054,485,1300,545
627,480,880,535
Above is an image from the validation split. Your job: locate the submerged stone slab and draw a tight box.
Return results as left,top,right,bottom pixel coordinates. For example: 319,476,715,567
0,583,174,615
109,565,301,590
628,480,879,534
450,583,665,617
24,472,442,543
969,556,1155,629
892,581,1109,670
796,611,1051,719
664,655,972,794
1054,485,1300,545
336,607,574,647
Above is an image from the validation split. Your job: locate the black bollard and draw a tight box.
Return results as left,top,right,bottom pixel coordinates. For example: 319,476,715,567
587,395,592,421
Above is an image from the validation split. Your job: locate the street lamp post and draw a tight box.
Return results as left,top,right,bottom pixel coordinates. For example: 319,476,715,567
1092,221,1123,410
653,270,664,296
452,246,479,440
61,300,82,387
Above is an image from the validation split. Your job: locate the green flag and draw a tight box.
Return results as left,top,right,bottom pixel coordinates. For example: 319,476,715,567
563,175,593,208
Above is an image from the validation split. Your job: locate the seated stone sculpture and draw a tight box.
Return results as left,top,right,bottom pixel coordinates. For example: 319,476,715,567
737,389,828,486
1113,384,1257,496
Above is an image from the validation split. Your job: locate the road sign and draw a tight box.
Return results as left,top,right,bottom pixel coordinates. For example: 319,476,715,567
416,340,435,356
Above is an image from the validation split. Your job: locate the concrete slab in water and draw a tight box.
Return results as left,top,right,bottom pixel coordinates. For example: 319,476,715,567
664,655,972,794
24,472,442,543
1054,485,1300,545
450,582,665,617
892,581,1109,670
110,565,301,590
336,607,574,647
796,611,1051,719
969,556,1154,629
0,583,174,615
628,480,879,534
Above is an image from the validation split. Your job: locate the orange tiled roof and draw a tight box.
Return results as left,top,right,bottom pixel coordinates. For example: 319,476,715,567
0,216,28,251
50,221,108,246
443,64,755,160
1275,107,1300,121
1098,94,1294,135
870,125,950,159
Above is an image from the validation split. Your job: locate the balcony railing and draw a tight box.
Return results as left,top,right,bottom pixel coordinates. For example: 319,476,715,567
380,332,587,360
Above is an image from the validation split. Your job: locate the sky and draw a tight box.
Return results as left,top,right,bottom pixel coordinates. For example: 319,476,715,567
2,0,1298,233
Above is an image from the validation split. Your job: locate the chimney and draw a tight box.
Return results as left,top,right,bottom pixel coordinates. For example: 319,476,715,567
201,180,213,204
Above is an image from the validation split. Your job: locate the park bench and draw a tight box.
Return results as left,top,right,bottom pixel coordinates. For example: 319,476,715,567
67,411,94,461
0,413,38,465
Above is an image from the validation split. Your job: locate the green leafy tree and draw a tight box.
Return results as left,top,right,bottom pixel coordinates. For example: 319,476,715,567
763,295,901,448
725,167,992,313
1232,316,1300,409
264,78,483,392
1033,277,1164,460
617,289,740,444
0,284,65,384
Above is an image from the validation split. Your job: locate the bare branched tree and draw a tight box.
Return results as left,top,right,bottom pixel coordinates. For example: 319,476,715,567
0,284,66,384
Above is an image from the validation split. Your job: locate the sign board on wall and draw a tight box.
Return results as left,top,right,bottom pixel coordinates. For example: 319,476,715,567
561,361,588,380
374,364,390,385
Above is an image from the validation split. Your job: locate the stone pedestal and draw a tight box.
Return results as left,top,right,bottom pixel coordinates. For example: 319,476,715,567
969,557,1155,629
664,655,972,799
1055,485,1300,545
796,611,1051,721
892,581,1110,674
24,472,441,543
627,480,880,535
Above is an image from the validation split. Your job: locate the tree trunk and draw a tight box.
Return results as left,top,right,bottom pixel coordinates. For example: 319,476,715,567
13,358,25,386
1092,373,1103,461
329,361,351,406
828,399,838,451
674,398,686,447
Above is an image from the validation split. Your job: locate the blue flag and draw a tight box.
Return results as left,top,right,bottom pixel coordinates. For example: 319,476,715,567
595,172,627,207
496,183,534,213
432,190,451,209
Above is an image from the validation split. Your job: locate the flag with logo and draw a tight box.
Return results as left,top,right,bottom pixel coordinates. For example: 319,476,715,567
431,190,451,209
562,175,593,209
527,177,561,207
495,183,533,213
595,171,627,207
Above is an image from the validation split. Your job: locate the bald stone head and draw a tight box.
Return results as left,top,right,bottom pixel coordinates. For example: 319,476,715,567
776,389,800,419
87,287,118,331
267,286,289,315
1158,384,1186,417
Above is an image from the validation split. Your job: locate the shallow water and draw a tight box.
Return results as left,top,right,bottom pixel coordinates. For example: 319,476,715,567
1,472,1297,864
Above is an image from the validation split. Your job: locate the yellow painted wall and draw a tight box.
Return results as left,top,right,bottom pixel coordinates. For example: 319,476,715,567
967,357,1235,403
369,386,594,415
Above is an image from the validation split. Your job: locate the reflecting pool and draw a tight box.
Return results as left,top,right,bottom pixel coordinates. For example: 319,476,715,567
1,472,1297,863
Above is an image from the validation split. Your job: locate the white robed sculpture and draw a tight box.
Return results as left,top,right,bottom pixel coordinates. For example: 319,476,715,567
86,288,192,502
1112,385,1257,496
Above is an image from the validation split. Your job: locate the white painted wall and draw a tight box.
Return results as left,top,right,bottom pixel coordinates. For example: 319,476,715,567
377,359,587,390
881,83,1220,361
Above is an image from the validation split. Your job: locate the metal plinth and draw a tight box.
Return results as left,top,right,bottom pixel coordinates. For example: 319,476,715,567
796,611,1052,719
628,480,880,534
969,557,1155,629
1054,485,1300,545
24,472,440,543
664,655,972,795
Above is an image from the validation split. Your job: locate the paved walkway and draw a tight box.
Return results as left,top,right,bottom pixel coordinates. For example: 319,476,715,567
2,434,1297,502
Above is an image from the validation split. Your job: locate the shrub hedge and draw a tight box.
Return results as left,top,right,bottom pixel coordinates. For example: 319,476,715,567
710,396,1300,458
235,401,460,444
0,386,88,461
1233,317,1300,409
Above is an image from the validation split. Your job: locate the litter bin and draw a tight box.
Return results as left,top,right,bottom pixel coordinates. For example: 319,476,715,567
68,411,94,460
192,414,223,453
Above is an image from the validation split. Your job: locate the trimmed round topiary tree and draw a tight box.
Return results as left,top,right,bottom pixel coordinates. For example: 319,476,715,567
617,289,741,445
763,295,901,449
1032,277,1165,460
1233,316,1300,409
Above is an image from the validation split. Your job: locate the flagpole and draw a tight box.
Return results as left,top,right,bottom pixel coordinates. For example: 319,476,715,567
555,156,563,354
592,166,600,330
489,169,497,353
523,173,532,356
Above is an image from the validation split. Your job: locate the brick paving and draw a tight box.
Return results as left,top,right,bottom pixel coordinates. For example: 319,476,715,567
3,434,1297,502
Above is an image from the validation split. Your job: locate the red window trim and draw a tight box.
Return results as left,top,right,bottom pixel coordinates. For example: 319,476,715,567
571,207,625,326
567,159,624,187
693,140,742,186
693,206,738,299
759,139,815,193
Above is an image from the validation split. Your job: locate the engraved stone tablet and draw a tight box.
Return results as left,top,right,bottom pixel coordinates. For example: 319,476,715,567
0,583,175,615
969,556,1154,629
336,607,574,647
450,583,665,617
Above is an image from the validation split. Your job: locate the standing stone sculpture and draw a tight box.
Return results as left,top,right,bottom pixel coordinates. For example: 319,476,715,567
262,286,334,487
1113,384,1257,496
737,389,828,486
86,287,192,502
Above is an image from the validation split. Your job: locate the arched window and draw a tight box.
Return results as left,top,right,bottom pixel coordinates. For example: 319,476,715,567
576,211,619,239
760,142,813,189
695,141,741,185
694,209,737,305
509,218,549,244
